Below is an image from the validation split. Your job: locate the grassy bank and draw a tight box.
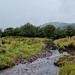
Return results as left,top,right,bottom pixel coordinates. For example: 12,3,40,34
54,36,75,51
54,55,75,75
54,36,75,75
59,63,75,75
0,37,49,70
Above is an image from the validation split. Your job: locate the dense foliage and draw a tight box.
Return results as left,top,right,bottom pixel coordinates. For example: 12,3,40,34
0,37,47,70
1,23,75,38
0,28,2,37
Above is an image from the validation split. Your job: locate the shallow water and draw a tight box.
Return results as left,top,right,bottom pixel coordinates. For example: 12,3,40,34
0,50,68,75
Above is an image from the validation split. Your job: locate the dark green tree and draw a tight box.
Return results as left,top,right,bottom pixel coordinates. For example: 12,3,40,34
37,27,45,37
13,27,21,36
54,28,66,39
43,24,56,38
20,23,36,37
65,26,75,37
0,28,2,37
3,27,14,36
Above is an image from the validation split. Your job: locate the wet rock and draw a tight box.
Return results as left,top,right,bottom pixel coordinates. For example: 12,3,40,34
24,69,28,71
46,58,49,60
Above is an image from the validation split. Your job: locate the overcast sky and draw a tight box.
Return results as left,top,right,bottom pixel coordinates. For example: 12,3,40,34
0,0,75,28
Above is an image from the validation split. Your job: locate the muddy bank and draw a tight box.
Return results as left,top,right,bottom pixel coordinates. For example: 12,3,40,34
59,48,75,56
25,50,52,64
15,41,56,64
67,49,75,55
15,50,52,64
0,50,68,75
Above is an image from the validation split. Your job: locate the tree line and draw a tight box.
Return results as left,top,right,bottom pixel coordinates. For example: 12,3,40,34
0,23,75,39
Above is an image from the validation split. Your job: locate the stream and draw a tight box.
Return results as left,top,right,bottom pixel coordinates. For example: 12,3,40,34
0,50,68,75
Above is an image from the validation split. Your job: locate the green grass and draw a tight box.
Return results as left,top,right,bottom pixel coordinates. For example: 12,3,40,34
54,36,75,50
59,62,75,75
54,36,75,75
54,55,75,66
54,55,75,75
0,37,49,70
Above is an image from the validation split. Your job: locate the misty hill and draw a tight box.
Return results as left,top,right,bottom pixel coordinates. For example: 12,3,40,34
40,22,75,28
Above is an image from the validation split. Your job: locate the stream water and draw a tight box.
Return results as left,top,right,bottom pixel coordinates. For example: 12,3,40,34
0,50,68,75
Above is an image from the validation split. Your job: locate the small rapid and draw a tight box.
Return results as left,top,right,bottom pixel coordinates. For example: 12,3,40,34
0,50,68,75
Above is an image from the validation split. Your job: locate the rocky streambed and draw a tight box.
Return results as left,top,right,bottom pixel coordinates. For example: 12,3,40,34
0,50,68,75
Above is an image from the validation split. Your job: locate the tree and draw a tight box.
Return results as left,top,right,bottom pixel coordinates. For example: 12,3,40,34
43,24,56,38
20,23,36,37
54,28,66,39
0,28,2,37
65,26,75,37
13,27,21,36
37,27,45,37
3,27,14,36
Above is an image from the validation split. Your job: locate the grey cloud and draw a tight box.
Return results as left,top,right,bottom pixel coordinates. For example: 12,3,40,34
0,0,75,29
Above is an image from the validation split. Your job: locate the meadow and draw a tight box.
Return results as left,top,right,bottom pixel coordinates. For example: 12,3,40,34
0,37,48,70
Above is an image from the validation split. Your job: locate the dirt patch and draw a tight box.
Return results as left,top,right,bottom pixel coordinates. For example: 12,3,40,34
15,50,52,64
26,50,52,63
15,56,25,64
67,49,75,55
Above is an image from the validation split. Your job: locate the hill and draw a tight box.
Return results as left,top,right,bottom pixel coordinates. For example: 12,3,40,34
40,22,75,28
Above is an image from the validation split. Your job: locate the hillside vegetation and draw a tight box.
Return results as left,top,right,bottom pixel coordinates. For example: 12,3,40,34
0,23,75,39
